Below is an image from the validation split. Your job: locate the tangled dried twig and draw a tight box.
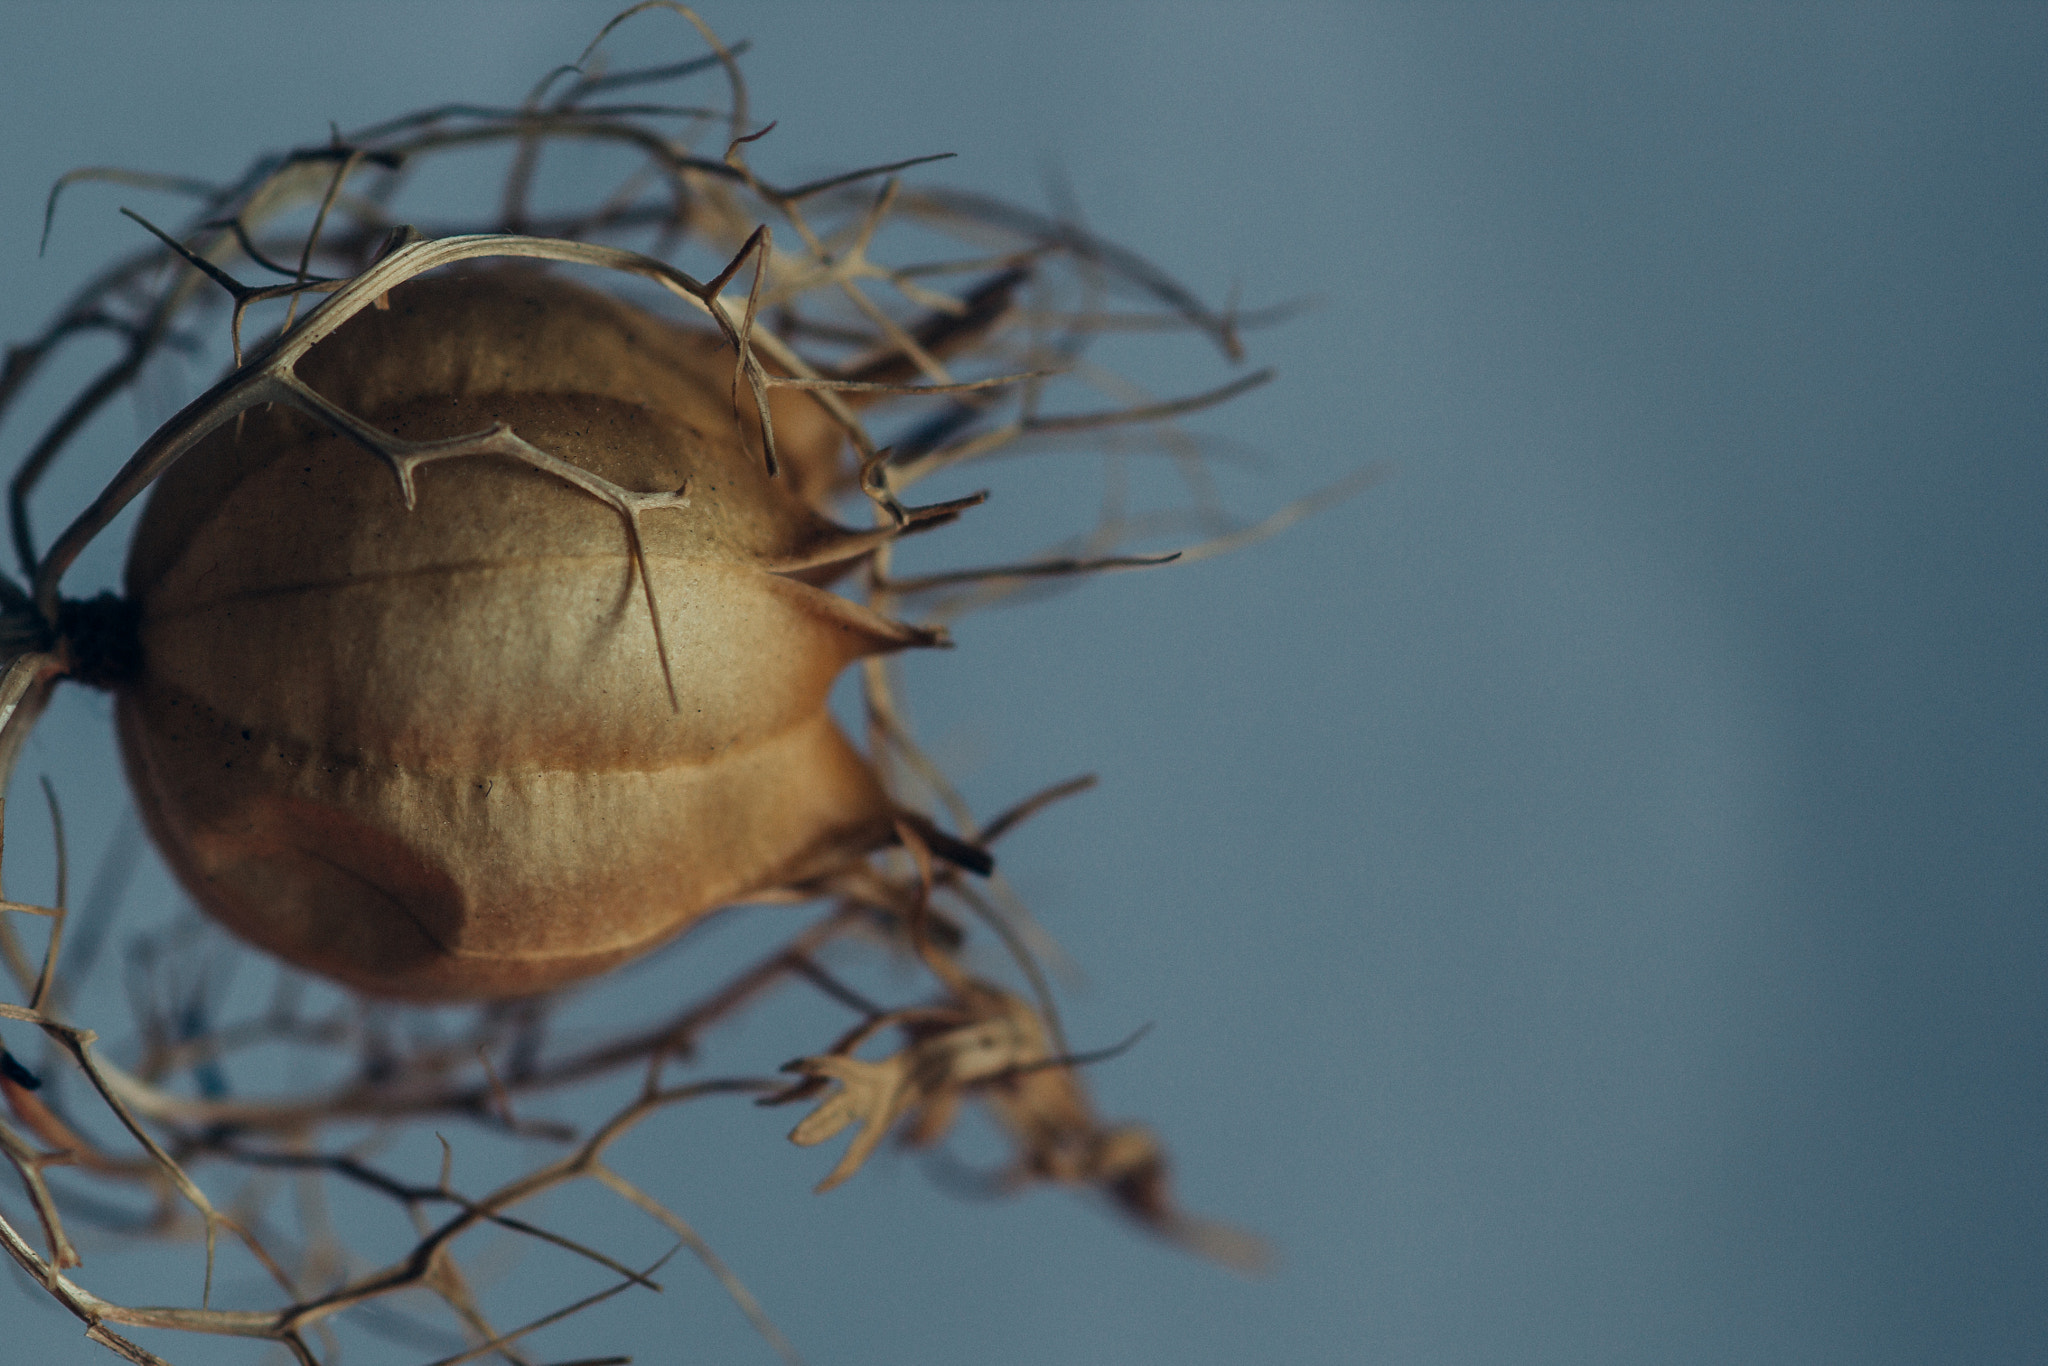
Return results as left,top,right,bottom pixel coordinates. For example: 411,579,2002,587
0,7,1317,1361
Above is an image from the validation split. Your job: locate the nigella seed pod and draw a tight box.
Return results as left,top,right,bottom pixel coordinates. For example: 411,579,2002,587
0,15,1313,1357
116,268,960,1001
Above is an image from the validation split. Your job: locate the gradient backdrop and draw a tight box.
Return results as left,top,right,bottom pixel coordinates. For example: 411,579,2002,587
2,5,2044,1364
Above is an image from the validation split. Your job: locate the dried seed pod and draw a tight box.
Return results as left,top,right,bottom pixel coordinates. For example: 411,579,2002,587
116,268,941,1001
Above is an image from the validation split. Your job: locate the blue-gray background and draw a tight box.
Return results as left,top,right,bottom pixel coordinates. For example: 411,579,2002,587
3,4,2045,1363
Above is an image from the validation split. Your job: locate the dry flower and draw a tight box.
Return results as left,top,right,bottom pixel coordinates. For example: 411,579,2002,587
0,5,1322,1360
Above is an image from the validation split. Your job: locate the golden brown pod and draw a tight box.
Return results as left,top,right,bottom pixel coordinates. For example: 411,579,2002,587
116,269,939,1001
